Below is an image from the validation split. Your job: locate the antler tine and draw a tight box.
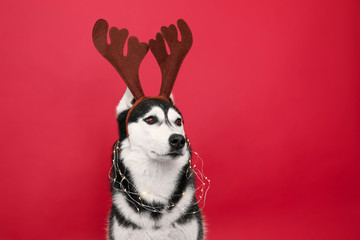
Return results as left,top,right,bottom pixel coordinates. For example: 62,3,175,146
149,19,193,99
92,19,149,100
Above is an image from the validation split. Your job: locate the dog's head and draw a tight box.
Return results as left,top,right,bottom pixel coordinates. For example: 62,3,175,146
116,88,189,162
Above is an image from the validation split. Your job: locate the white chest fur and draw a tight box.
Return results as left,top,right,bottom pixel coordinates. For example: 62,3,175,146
120,139,190,204
109,140,201,239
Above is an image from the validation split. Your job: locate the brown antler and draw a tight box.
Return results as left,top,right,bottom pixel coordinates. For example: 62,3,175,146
92,19,149,100
149,19,193,99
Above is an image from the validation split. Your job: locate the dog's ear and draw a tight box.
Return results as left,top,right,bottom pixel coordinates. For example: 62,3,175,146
169,93,175,105
116,88,135,116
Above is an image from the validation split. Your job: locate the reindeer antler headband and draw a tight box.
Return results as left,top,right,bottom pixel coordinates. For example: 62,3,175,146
92,18,192,102
92,19,192,137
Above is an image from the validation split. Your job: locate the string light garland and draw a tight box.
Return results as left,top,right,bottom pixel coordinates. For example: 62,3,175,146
108,140,211,215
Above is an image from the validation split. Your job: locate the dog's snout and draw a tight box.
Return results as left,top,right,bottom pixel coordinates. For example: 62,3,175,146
169,134,185,150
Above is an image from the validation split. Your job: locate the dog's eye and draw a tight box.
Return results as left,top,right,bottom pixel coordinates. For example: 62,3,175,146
175,118,182,126
144,116,157,125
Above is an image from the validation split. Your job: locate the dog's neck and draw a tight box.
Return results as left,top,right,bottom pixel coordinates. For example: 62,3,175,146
118,138,191,205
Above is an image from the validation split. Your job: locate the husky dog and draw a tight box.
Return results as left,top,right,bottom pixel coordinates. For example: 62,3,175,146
92,19,204,239
108,89,204,240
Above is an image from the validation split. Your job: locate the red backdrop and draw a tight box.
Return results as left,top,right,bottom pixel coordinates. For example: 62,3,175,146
0,0,359,239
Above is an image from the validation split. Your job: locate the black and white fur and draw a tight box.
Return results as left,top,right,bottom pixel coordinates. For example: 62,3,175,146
108,88,204,240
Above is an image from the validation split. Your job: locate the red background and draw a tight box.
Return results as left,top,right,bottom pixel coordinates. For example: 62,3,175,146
0,0,359,239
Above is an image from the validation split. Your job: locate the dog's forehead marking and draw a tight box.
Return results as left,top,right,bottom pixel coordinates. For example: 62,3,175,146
144,106,165,120
168,108,182,121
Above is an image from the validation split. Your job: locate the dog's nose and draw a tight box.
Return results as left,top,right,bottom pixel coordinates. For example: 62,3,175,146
169,134,186,150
